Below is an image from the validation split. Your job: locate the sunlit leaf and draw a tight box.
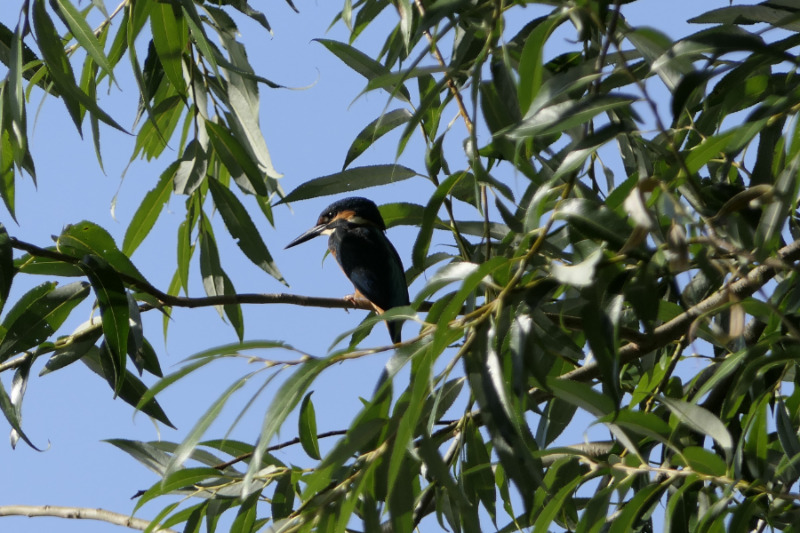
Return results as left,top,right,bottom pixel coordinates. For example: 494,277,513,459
53,0,116,84
660,396,734,460
123,161,176,256
149,1,188,94
57,221,147,282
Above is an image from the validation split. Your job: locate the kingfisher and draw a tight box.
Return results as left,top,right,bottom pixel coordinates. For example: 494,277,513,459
285,197,409,344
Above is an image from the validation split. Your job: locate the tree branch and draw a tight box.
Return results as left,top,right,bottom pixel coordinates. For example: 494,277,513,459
0,505,178,533
10,236,401,312
539,237,800,397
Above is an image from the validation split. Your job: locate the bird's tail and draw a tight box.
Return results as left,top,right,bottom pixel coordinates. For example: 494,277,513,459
387,319,403,345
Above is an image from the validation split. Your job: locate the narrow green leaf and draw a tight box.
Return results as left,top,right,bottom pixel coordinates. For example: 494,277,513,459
0,133,18,220
0,376,41,449
0,224,12,315
14,251,83,277
463,420,497,523
533,475,581,533
41,324,102,375
298,392,321,460
412,171,464,269
776,400,800,470
198,217,243,339
689,4,800,29
57,220,147,282
315,38,410,102
105,438,173,476
465,322,543,512
555,198,632,249
205,120,267,196
226,74,281,180
133,94,183,161
598,410,672,443
123,161,176,255
343,109,412,169
551,247,604,288
164,370,256,478
79,256,129,392
134,467,223,512
32,0,82,130
244,357,328,496
508,95,636,139
743,395,769,479
0,281,89,362
608,482,666,533
684,131,735,175
173,138,208,195
271,472,295,519
81,345,174,428
8,353,32,448
223,0,274,32
387,347,435,508
136,342,278,411
149,1,187,94
545,378,615,418
53,0,116,83
659,395,733,460
32,0,126,133
178,0,219,77
279,164,417,204
230,492,259,533
138,337,163,377
388,456,417,533
379,202,429,229
756,152,800,251
177,209,195,295
207,178,285,285
678,446,727,477
518,14,565,114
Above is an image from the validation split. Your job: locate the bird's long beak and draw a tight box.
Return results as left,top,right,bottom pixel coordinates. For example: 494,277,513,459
285,224,327,249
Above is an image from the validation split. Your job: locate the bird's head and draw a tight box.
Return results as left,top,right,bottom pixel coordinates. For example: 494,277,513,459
285,197,387,249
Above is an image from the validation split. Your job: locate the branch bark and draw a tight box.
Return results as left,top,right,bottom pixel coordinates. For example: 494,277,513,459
0,505,178,532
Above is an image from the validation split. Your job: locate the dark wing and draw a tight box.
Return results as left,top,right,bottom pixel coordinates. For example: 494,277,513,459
332,225,409,342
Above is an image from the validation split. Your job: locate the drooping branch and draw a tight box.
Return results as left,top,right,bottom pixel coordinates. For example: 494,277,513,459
0,505,178,533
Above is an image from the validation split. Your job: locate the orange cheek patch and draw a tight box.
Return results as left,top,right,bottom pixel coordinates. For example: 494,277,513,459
333,210,356,222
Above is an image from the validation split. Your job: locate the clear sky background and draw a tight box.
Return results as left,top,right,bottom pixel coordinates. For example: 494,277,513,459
0,1,710,531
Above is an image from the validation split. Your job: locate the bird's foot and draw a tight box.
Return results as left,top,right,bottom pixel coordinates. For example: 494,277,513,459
343,293,358,312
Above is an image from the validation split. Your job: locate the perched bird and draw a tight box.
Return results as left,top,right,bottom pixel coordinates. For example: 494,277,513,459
285,197,409,344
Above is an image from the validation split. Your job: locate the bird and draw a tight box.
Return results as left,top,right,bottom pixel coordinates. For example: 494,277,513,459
285,197,409,344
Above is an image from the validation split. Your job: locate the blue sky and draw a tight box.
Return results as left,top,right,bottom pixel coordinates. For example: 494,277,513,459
0,1,711,531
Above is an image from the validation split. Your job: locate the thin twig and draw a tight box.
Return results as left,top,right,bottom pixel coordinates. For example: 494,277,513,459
212,429,348,470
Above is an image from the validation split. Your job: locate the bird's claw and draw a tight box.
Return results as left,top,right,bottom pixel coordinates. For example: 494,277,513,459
343,294,359,312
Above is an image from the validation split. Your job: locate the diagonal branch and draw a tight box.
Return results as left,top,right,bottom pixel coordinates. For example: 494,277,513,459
552,237,800,390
